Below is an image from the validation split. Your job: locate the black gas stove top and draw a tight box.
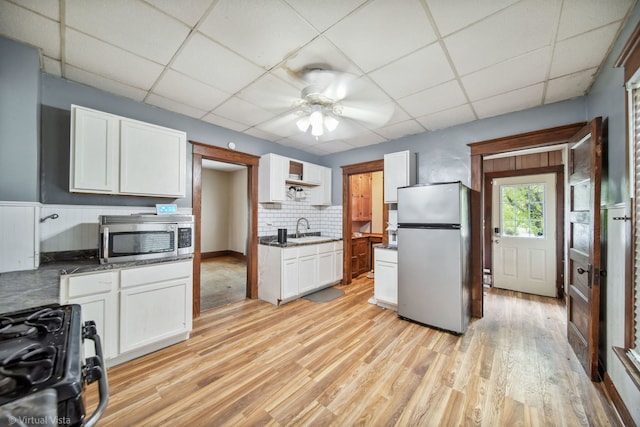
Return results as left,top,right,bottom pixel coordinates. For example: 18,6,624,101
0,304,108,427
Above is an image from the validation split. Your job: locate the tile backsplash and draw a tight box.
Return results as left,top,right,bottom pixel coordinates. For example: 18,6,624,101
258,200,342,238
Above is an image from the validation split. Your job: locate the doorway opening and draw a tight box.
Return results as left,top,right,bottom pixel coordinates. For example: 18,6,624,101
341,160,387,283
200,160,248,311
191,141,260,317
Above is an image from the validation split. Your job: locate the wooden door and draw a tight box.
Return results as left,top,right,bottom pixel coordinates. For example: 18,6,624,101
566,117,603,381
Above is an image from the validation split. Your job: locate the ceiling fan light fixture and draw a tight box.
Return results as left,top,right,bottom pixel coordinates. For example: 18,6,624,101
324,115,339,132
296,116,310,132
310,106,324,136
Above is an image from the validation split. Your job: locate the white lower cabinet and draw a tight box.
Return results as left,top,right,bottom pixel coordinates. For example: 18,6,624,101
374,247,398,309
60,259,193,367
259,241,343,305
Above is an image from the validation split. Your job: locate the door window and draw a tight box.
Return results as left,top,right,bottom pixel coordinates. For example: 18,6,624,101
500,183,545,238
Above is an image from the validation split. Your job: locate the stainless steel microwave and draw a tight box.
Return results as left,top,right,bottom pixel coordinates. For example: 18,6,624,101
99,214,194,264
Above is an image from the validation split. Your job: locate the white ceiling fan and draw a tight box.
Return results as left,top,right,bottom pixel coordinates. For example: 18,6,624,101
274,66,395,142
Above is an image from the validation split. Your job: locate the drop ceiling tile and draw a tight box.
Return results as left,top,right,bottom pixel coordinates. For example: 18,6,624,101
369,42,455,99
213,97,275,127
309,140,355,154
145,93,208,119
66,29,164,90
303,145,332,156
473,83,543,119
237,73,301,114
545,68,596,104
171,32,265,94
11,0,59,20
324,0,437,72
42,56,61,77
144,0,214,26
201,112,250,132
65,65,148,102
425,0,520,36
557,0,633,41
347,131,387,147
375,120,426,140
284,0,367,32
198,0,318,68
462,47,551,101
550,23,619,78
0,2,60,58
444,0,559,75
272,36,362,87
416,104,476,130
66,0,190,64
244,127,280,141
397,80,467,118
254,113,300,138
152,69,230,111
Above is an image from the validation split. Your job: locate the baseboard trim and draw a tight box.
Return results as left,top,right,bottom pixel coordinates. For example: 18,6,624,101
202,250,246,260
602,371,636,427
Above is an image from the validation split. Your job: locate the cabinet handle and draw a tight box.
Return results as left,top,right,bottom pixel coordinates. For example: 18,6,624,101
612,216,631,221
577,267,586,274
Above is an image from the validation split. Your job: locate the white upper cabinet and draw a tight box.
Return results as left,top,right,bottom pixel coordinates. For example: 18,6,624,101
259,153,332,205
70,106,119,193
119,119,186,197
384,150,416,203
258,153,288,203
70,105,187,198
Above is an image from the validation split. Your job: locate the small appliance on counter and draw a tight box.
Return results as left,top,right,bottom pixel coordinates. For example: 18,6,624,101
99,214,194,264
277,228,287,244
386,210,398,247
0,304,109,427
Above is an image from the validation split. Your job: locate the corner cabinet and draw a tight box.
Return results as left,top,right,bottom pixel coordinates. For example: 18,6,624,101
383,150,416,203
60,259,193,367
258,241,343,305
70,105,187,198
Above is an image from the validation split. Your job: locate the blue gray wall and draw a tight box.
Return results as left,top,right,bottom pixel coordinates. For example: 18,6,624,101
323,98,587,205
0,37,40,202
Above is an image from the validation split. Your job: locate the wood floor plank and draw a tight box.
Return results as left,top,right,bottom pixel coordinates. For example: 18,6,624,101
86,280,622,426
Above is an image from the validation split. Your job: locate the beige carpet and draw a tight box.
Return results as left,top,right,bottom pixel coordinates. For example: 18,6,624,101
200,256,246,312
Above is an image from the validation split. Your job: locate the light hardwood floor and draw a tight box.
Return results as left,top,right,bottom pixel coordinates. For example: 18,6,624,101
87,277,621,426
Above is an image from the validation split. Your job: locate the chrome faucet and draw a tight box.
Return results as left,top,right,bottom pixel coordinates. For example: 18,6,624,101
296,217,310,238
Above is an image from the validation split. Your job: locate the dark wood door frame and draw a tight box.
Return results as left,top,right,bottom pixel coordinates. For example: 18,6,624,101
191,141,260,317
468,122,586,317
341,159,386,284
484,166,565,298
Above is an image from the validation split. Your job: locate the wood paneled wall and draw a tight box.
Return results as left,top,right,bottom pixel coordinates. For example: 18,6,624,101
483,150,563,174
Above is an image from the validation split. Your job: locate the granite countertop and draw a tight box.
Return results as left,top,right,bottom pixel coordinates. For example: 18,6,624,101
0,251,193,315
258,232,342,248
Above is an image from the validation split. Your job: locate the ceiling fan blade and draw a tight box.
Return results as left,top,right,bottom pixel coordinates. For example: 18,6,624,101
337,101,395,127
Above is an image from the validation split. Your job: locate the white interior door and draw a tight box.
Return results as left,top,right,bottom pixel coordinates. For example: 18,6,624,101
491,173,556,297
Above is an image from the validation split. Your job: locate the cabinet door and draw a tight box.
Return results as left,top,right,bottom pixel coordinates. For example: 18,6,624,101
375,260,398,305
302,162,322,185
360,173,372,220
318,251,334,286
282,258,299,299
298,255,318,293
65,271,119,360
120,119,186,197
334,250,344,282
384,151,410,203
310,166,332,206
70,106,119,193
259,154,288,202
70,292,118,360
120,278,190,353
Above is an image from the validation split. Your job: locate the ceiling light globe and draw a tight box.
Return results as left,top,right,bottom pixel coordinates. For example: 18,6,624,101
324,115,339,132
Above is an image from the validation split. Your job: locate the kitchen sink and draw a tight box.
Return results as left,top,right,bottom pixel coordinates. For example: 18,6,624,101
287,236,334,244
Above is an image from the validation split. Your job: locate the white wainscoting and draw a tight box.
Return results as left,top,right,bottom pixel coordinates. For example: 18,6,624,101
40,204,192,252
0,202,40,272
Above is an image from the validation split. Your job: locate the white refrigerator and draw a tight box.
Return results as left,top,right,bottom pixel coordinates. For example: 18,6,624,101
397,182,471,334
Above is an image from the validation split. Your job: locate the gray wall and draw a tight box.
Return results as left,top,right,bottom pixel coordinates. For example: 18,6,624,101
39,74,322,207
0,37,40,202
323,98,587,205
